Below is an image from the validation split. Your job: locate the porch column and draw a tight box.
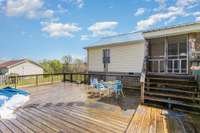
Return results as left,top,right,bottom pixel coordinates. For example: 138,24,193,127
164,37,168,73
140,40,149,104
188,33,196,74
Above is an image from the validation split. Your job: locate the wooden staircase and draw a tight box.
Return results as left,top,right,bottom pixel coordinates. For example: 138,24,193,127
144,74,200,113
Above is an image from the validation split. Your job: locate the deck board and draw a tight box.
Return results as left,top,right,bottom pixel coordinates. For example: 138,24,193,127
0,83,196,133
0,103,129,133
125,105,193,133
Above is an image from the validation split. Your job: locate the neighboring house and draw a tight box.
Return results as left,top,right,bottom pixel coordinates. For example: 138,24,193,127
0,59,44,76
84,22,200,76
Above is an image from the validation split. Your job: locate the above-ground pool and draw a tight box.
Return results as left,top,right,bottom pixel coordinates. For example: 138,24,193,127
0,87,30,119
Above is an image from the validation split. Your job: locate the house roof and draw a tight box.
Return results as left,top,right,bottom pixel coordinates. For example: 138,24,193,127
84,32,144,49
143,21,200,39
143,21,200,33
0,59,43,69
84,21,200,49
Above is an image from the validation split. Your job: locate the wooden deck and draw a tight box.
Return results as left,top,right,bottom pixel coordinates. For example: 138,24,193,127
0,103,131,133
126,105,197,133
0,83,198,133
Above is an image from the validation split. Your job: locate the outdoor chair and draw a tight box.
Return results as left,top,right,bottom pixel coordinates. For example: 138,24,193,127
113,80,125,98
89,78,107,98
90,78,98,87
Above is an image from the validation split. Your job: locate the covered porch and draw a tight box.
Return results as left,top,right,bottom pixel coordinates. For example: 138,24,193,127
147,34,189,75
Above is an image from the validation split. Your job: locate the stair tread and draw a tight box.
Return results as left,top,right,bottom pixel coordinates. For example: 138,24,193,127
145,87,197,94
146,82,197,88
146,77,196,82
145,91,199,101
144,96,200,109
147,74,194,79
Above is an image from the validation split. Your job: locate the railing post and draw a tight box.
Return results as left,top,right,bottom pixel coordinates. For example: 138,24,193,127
63,73,66,82
84,74,87,84
141,82,145,104
14,76,17,88
70,73,73,82
36,75,39,86
88,74,91,85
51,74,54,84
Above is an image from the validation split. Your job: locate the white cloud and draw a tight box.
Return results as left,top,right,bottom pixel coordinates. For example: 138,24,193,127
88,21,118,37
193,11,200,16
134,8,145,16
5,0,43,18
43,9,54,18
80,35,89,40
57,4,68,14
68,0,84,8
193,11,200,22
176,0,198,7
41,22,81,38
2,0,55,19
153,0,166,11
80,21,118,40
196,16,200,21
136,0,199,30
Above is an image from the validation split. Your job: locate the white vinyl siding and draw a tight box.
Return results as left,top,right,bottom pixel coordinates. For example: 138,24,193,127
87,41,145,73
7,62,43,76
88,48,104,72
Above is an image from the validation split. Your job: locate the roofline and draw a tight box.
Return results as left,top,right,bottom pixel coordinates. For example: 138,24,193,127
143,21,200,33
84,21,200,49
84,39,144,49
6,59,43,69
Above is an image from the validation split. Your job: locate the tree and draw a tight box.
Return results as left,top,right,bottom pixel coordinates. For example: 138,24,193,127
62,55,72,72
72,58,87,72
40,59,63,74
49,60,63,73
40,60,53,74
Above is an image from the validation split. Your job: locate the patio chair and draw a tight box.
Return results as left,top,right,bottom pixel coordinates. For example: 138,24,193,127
90,78,98,87
113,80,125,98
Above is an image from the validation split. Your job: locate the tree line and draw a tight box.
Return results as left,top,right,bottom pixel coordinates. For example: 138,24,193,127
39,55,87,74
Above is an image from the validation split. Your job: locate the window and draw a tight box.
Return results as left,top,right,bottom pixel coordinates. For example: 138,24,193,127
103,49,110,63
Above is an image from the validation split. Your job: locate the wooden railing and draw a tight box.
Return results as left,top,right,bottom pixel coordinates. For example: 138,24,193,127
0,73,140,90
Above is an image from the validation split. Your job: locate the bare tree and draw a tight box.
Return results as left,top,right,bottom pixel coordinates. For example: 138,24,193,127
62,55,72,72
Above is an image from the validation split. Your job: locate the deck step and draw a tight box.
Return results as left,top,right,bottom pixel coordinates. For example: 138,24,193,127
144,74,200,113
145,87,197,94
145,92,199,101
146,82,197,89
146,77,196,83
144,96,200,110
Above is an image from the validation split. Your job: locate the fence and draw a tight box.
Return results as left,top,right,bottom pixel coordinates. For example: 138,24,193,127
0,73,141,90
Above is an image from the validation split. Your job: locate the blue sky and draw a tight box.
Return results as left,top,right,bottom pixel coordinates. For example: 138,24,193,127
0,0,200,61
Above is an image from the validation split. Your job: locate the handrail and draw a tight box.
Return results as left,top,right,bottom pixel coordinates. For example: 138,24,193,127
0,73,140,89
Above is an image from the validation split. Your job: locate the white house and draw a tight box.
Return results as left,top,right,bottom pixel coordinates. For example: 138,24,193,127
0,59,44,76
84,22,200,76
84,22,200,112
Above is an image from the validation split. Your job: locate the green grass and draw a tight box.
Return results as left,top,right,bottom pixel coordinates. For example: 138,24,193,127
0,75,64,88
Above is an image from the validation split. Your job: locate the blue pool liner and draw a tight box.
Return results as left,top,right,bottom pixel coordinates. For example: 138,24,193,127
0,87,30,106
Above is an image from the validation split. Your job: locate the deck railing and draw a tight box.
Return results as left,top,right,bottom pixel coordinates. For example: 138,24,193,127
0,73,141,90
